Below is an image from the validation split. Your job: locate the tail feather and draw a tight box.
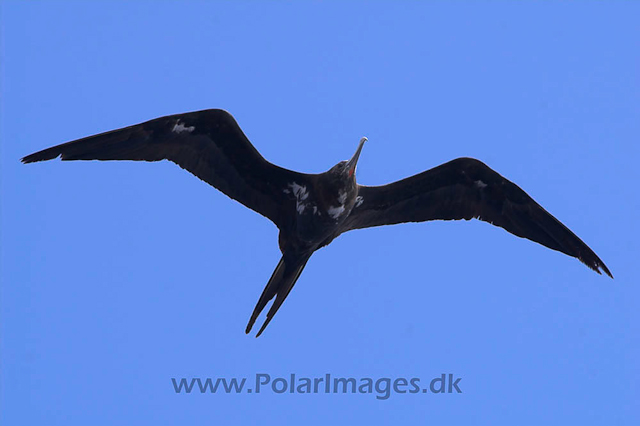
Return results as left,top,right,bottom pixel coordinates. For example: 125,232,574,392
246,254,311,337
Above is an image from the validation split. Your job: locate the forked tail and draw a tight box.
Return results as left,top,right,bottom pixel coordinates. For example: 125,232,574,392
246,253,311,337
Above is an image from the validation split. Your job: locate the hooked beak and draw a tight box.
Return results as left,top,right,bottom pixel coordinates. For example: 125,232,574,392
347,137,367,177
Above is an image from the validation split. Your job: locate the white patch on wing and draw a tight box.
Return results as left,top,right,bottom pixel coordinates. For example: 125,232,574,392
474,180,487,189
327,204,345,219
172,121,195,133
355,196,364,208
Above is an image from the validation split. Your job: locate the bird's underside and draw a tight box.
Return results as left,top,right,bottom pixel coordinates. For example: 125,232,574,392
22,108,612,337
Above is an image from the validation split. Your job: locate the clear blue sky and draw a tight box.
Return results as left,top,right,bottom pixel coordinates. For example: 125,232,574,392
2,2,638,425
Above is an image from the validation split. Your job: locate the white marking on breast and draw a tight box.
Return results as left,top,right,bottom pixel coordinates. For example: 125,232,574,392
288,182,310,214
172,121,195,133
474,180,487,189
355,196,364,208
338,190,347,204
327,204,345,219
289,182,308,200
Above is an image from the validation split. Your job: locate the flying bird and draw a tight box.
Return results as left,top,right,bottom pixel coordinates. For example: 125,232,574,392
22,109,612,336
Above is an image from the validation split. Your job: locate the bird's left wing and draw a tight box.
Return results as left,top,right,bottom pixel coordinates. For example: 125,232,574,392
345,157,612,277
22,109,309,228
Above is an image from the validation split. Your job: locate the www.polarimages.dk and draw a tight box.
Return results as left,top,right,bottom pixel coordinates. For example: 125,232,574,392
172,373,462,400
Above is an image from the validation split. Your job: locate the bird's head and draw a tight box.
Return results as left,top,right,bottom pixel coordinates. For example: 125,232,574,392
328,137,367,180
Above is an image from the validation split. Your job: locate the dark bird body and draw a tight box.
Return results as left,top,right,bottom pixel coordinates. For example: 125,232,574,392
22,109,612,336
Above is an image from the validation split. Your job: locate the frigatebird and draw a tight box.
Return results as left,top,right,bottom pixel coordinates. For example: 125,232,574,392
22,109,612,336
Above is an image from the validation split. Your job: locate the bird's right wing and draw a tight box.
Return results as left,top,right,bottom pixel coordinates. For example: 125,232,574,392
345,157,611,277
22,109,310,228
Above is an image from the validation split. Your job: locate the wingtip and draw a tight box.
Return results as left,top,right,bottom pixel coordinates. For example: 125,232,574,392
593,255,613,279
21,150,62,164
589,259,613,279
